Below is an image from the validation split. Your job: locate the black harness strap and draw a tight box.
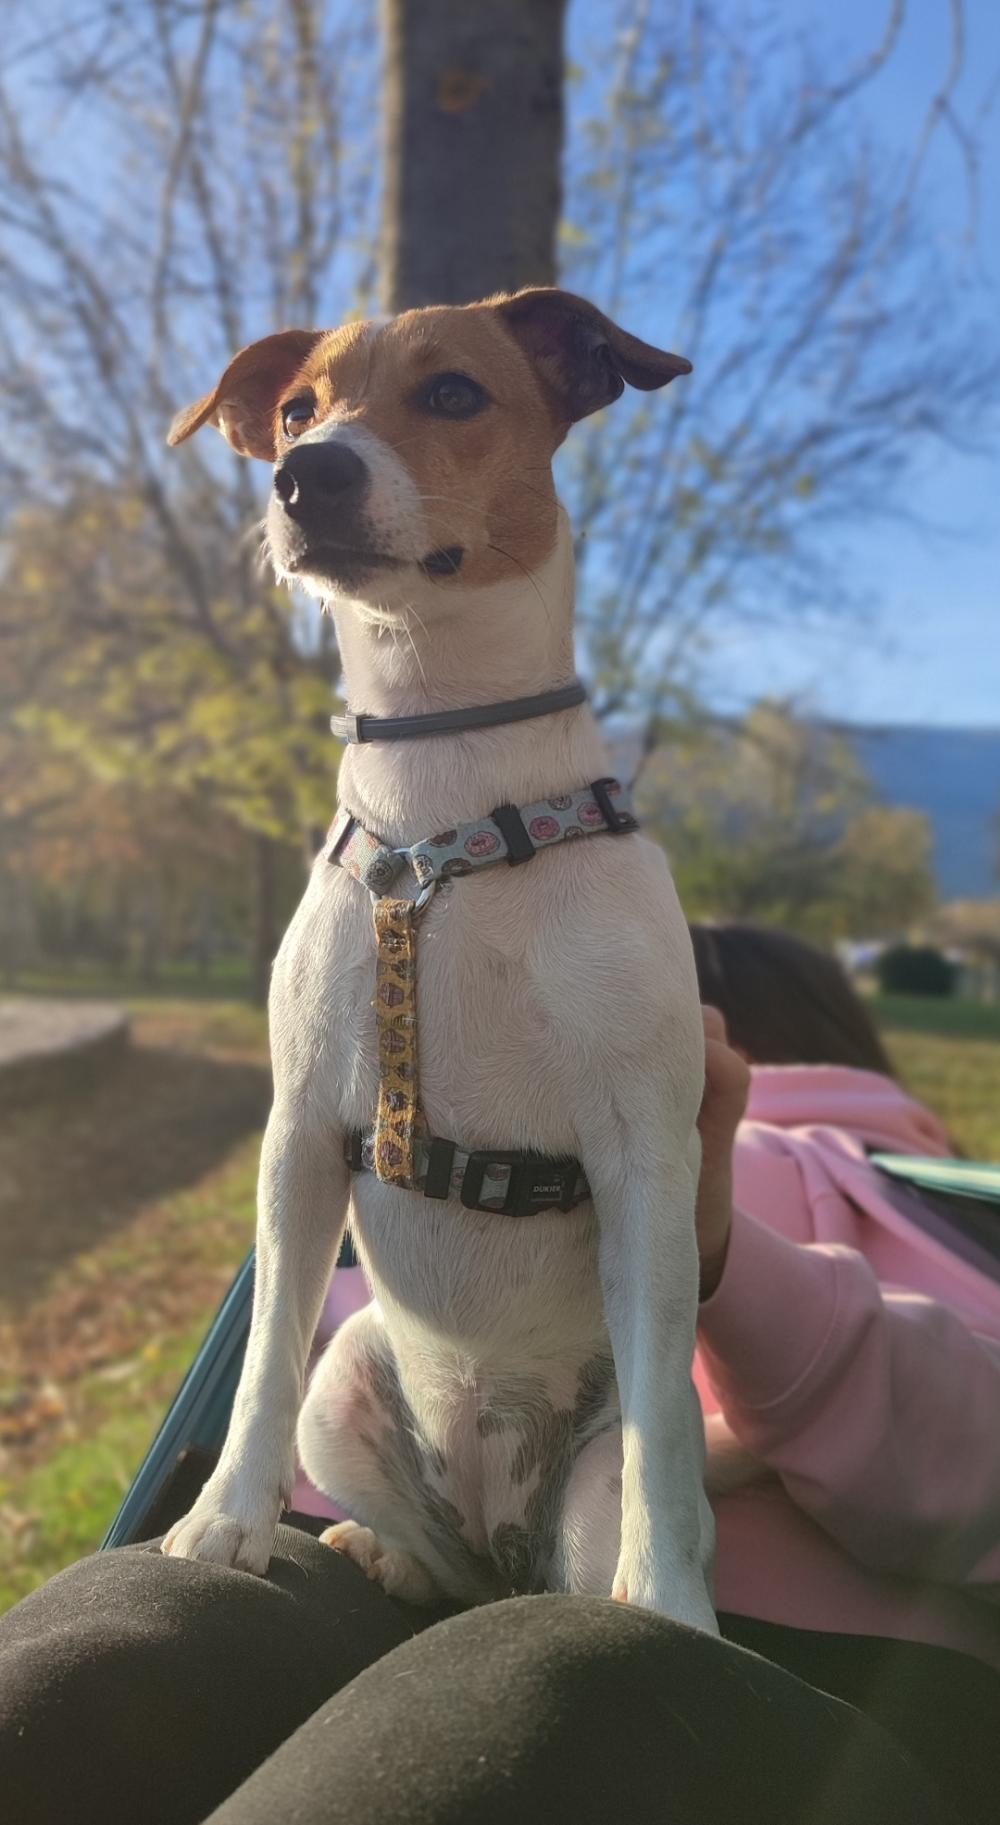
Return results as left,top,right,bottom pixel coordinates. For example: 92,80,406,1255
423,1137,457,1200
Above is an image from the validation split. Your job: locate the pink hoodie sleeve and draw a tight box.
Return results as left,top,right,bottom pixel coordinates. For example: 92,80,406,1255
698,1208,1000,1588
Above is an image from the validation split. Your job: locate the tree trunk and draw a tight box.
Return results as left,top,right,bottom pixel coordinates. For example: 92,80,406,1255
0,864,35,988
138,880,163,985
251,835,279,1005
381,0,566,311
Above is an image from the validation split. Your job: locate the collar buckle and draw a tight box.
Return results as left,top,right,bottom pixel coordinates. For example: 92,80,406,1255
330,711,362,743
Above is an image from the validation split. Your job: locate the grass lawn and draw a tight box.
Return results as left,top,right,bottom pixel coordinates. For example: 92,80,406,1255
872,994,1000,1160
6,960,255,1001
0,1316,211,1608
1,987,998,1614
1,998,266,1612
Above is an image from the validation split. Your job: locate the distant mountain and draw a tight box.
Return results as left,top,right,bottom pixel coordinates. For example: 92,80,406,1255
838,725,999,901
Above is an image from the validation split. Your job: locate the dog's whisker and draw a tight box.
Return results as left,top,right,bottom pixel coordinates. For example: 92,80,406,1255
400,613,428,685
486,540,553,626
403,599,432,645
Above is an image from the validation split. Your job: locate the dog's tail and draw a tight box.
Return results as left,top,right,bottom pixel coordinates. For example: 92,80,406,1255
703,1412,772,1499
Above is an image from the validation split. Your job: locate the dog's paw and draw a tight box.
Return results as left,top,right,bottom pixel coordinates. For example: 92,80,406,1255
162,1490,279,1575
320,1520,439,1604
612,1556,718,1634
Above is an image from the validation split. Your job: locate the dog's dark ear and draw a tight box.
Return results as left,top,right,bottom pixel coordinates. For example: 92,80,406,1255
495,288,691,427
167,329,325,458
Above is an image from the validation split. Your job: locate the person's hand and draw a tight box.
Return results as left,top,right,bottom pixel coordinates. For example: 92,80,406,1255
696,1007,751,1300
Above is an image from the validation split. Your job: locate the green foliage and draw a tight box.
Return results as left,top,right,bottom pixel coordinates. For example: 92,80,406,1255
1,491,338,986
877,945,957,999
5,492,337,841
639,700,937,941
836,808,937,939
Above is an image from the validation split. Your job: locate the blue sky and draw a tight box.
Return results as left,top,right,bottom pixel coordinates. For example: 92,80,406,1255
641,1,1000,730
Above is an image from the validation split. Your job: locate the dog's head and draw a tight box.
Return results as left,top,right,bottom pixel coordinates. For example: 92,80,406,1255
168,290,690,613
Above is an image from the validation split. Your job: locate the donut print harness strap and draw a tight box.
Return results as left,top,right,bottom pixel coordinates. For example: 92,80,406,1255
328,777,638,1215
371,898,424,1188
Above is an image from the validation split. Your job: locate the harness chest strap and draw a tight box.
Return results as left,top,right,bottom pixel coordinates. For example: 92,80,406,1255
329,776,638,1216
348,1130,591,1218
327,776,637,898
371,898,424,1188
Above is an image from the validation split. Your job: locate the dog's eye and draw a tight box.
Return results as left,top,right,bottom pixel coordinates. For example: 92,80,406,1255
281,394,316,437
422,373,488,419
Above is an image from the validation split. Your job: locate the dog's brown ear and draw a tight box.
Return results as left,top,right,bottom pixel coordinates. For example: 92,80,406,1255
495,288,691,426
167,329,325,458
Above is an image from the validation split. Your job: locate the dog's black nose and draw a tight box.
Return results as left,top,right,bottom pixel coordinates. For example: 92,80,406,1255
274,443,368,517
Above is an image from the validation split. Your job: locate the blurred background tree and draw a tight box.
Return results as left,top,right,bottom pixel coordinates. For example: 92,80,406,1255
931,900,1000,1003
0,0,995,990
638,700,937,940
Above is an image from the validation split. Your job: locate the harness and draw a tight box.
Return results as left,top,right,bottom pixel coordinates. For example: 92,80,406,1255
329,684,639,1219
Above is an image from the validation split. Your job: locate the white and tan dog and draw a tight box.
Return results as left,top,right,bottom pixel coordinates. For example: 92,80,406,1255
161,289,717,1632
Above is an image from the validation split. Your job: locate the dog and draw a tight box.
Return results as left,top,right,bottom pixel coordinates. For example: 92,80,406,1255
161,288,718,1633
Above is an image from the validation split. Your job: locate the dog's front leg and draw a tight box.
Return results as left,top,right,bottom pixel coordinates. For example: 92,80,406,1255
162,1101,347,1573
582,1089,717,1634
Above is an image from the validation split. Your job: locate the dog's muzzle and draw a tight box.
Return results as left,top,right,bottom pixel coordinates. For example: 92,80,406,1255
270,443,395,579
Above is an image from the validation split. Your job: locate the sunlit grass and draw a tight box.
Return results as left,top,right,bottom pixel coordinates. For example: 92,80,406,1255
0,1320,207,1610
1,999,265,1613
873,994,1000,1160
0,1135,261,1611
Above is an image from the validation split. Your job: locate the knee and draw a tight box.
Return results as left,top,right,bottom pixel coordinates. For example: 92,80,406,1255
297,1363,386,1493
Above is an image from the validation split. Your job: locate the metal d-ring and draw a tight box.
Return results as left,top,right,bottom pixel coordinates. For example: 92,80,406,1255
414,879,437,914
366,878,437,914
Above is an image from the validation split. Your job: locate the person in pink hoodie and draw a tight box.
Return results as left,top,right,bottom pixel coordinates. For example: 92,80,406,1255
688,922,1000,1679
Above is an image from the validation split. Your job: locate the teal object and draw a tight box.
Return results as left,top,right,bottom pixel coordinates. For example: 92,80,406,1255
870,1156,1000,1206
101,1252,254,1550
102,1231,359,1550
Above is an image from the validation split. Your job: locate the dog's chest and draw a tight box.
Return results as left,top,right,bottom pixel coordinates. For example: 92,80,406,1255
274,858,582,1153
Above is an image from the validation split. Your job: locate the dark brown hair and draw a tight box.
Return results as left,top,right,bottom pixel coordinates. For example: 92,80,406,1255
689,923,896,1077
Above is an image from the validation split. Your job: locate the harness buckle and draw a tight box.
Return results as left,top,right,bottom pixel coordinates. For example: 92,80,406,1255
589,777,638,834
460,1151,584,1217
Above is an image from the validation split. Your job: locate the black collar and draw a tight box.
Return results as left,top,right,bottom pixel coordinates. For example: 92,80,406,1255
330,681,588,745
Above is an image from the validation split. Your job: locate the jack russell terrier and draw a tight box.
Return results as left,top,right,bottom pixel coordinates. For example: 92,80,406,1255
161,288,718,1633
